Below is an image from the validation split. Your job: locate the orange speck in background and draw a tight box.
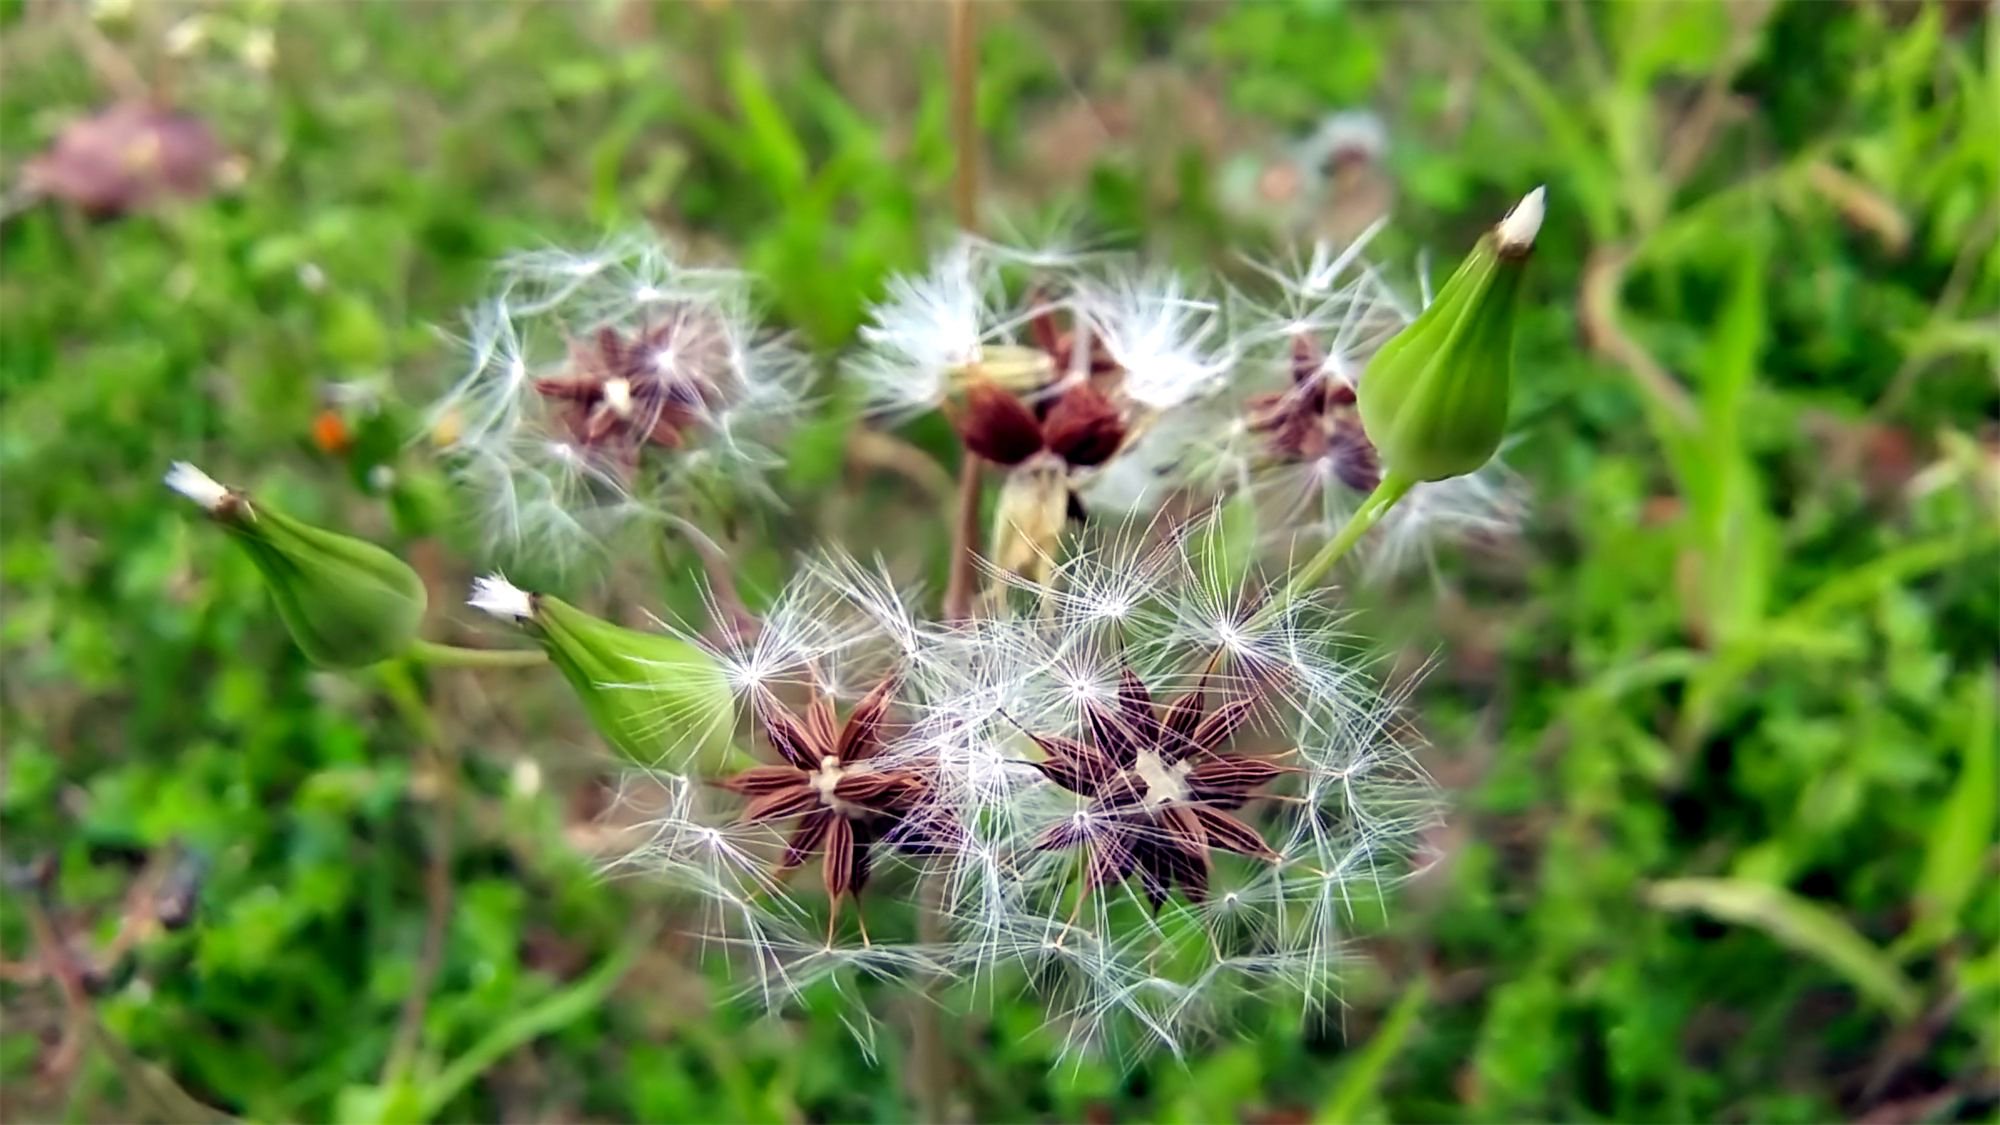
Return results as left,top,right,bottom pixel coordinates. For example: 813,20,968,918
311,410,351,456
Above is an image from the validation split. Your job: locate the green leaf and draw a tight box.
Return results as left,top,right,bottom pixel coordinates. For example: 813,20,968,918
1779,531,2000,630
1315,979,1428,1125
1690,238,1773,642
1646,878,1921,1020
335,1080,424,1125
724,47,809,195
784,387,859,492
1902,676,1997,954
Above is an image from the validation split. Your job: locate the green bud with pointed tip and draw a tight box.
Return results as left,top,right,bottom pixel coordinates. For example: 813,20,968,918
1359,187,1543,483
167,462,427,668
468,576,737,773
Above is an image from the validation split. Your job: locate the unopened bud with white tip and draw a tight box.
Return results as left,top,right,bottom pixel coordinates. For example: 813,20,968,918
167,461,427,667
1358,187,1545,484
467,576,736,772
165,461,234,515
1496,185,1545,255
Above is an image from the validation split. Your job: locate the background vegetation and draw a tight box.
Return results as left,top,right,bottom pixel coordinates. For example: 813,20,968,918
2,1,1994,1121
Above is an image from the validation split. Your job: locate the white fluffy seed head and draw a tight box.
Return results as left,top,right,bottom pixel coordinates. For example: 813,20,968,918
847,238,1020,418
425,237,805,572
1235,233,1410,383
1077,268,1235,411
164,461,231,513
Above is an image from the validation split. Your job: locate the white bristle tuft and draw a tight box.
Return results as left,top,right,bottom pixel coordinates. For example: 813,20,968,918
468,574,535,622
164,461,231,513
1497,186,1546,251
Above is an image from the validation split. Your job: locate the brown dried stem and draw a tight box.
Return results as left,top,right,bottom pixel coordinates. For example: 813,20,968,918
940,0,985,627
948,0,979,232
21,882,231,1121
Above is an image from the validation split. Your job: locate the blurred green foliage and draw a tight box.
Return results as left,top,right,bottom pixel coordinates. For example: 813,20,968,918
2,1,1995,1121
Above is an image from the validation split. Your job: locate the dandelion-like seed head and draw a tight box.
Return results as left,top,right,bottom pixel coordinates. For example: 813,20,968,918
847,238,1032,419
512,219,1466,1063
583,533,1432,1058
427,236,806,570
932,526,1438,1059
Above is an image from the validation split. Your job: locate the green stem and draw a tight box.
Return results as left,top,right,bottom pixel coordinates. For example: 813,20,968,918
909,872,954,1124
376,659,456,1089
417,916,657,1121
1262,471,1417,625
405,640,546,669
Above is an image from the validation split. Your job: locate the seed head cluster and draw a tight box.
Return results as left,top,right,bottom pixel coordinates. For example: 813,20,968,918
424,216,1532,1059
840,230,1524,577
571,532,1439,1063
429,226,1524,578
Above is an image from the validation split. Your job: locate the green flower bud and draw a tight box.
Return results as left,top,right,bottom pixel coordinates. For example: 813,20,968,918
469,576,736,772
167,462,427,668
1358,187,1543,483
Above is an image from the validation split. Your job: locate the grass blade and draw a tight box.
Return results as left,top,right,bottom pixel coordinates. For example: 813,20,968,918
1903,676,1997,955
415,921,657,1121
1314,980,1429,1125
1647,878,1920,1020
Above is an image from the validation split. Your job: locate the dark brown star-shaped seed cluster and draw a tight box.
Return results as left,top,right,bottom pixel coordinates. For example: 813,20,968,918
532,307,728,462
1245,335,1381,495
956,381,1128,476
716,675,937,903
957,380,1132,581
1027,667,1288,908
945,284,1145,550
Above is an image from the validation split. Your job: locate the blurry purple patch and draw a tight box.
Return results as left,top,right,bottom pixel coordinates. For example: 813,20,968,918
23,102,225,216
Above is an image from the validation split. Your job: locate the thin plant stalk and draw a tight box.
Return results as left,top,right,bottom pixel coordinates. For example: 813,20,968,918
942,455,984,623
405,640,546,668
1261,471,1416,626
917,5,978,1121
378,658,457,1090
940,0,983,626
948,0,979,233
